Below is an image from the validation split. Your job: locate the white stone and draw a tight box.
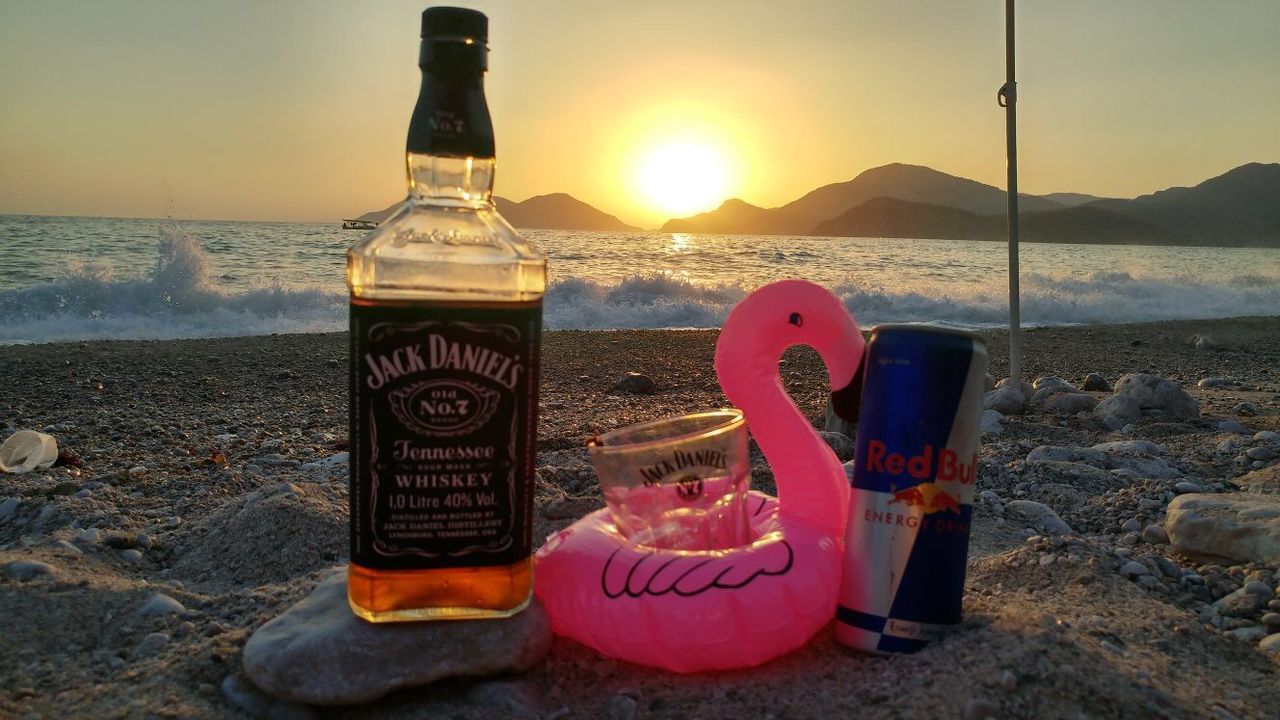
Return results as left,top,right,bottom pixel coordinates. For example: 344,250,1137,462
1112,373,1199,418
1005,500,1073,536
1165,493,1280,564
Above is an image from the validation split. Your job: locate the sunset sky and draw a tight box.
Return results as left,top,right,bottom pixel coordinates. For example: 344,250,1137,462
1,0,1277,227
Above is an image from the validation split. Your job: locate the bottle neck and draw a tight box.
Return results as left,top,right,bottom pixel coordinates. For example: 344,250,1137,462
407,153,495,206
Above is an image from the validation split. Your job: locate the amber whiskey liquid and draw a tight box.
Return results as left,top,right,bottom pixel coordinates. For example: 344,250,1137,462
346,8,544,622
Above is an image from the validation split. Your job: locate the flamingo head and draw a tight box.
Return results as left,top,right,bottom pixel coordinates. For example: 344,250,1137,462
715,280,865,405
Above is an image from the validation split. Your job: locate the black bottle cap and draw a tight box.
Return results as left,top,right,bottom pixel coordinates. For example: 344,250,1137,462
421,7,487,42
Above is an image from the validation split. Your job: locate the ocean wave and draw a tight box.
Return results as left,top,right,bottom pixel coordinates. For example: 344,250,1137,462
1,226,1276,344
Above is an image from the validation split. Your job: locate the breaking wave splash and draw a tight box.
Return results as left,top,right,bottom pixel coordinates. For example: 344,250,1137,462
1,226,1276,344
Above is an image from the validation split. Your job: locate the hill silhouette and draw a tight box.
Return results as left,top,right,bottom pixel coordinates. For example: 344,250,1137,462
665,162,1279,247
812,197,1176,245
662,163,1062,234
352,193,637,231
1085,163,1280,246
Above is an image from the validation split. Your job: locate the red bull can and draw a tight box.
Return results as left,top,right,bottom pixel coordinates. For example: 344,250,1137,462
835,325,988,654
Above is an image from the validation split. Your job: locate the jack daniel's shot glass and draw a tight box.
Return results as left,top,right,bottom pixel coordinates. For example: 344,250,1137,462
588,410,752,550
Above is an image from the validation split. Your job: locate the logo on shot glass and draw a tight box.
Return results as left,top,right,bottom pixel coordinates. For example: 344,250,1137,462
636,448,730,501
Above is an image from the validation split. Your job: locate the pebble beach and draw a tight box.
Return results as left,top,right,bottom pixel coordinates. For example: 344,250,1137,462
3,316,1280,718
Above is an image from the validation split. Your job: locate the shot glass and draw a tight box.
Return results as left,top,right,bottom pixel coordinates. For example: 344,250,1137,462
588,409,752,551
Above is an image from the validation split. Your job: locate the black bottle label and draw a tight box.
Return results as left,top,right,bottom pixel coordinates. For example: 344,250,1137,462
349,301,540,570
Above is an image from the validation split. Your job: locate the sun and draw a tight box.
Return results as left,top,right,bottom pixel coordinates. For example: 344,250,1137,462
633,140,730,217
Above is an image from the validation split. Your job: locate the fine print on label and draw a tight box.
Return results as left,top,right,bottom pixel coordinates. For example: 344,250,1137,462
350,303,540,570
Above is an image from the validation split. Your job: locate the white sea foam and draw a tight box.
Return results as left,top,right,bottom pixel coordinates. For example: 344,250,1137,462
1,224,1276,344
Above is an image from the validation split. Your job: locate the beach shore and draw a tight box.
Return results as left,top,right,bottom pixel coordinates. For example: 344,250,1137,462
2,316,1279,718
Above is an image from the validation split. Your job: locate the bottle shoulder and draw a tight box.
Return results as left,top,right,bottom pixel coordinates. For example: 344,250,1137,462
350,201,544,262
348,200,545,302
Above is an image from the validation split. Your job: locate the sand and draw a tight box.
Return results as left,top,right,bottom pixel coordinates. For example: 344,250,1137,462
2,317,1279,719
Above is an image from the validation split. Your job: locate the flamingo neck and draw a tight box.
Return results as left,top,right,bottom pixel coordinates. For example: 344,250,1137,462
731,361,848,539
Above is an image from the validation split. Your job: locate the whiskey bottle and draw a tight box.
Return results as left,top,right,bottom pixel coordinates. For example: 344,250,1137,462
347,6,545,622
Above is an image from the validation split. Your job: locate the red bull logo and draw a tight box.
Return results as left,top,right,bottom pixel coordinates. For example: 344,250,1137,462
887,483,962,515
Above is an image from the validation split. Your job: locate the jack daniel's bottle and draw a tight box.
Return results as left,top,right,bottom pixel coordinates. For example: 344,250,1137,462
347,7,544,622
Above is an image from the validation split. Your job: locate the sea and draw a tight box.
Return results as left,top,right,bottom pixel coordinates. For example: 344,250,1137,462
0,213,1277,345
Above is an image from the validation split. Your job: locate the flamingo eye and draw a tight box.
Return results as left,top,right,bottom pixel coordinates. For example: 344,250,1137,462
788,312,803,327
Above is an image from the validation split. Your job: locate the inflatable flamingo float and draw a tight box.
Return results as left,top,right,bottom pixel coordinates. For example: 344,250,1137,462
534,280,865,672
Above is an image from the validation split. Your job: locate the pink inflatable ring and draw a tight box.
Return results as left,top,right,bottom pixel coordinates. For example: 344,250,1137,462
535,280,865,672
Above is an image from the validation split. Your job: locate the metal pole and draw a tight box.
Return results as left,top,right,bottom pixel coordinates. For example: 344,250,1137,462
998,0,1022,387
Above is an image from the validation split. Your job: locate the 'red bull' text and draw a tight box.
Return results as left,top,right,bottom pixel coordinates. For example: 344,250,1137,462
864,440,976,484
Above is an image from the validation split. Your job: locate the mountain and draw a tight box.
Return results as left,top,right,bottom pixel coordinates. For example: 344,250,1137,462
350,193,638,231
494,193,638,231
812,197,1177,246
353,202,401,225
662,163,1063,234
1086,163,1280,246
1041,192,1112,207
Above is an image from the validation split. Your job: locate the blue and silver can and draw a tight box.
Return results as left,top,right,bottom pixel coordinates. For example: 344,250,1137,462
835,325,988,654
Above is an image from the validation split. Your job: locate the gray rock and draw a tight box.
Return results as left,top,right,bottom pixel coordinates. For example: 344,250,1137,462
133,632,169,659
1027,445,1108,467
1121,518,1141,533
221,674,318,720
1080,373,1111,392
242,569,552,705
1030,384,1074,404
0,497,19,521
1006,500,1073,536
1243,581,1272,597
466,679,543,719
1044,393,1098,415
1094,394,1143,421
1189,334,1218,350
979,490,1003,505
983,387,1025,415
1246,446,1277,461
817,431,855,462
1260,633,1280,654
2,560,55,581
1208,586,1259,614
1102,415,1125,431
1032,376,1072,392
1142,524,1170,544
1092,440,1163,456
984,373,996,392
1230,625,1267,643
1112,373,1199,418
1154,557,1181,579
608,694,639,720
1232,402,1258,417
138,593,186,617
980,410,1004,435
1262,612,1280,630
1174,481,1204,494
78,527,100,543
995,377,1034,398
121,549,144,564
1257,431,1280,444
1166,494,1280,564
1119,561,1150,579
963,697,1001,720
1198,377,1234,389
610,372,657,395
999,669,1018,690
1218,420,1250,434
256,453,300,468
